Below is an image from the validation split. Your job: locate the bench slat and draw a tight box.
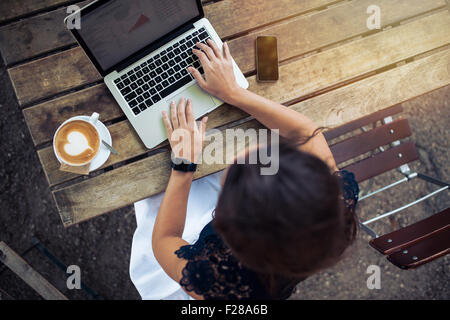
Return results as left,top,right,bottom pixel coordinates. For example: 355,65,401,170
229,0,447,75
51,45,450,226
53,119,264,226
9,47,102,106
0,0,73,23
0,1,89,66
206,0,336,39
0,242,68,300
9,9,450,106
0,0,338,66
387,225,450,269
41,46,450,188
342,142,419,182
324,105,403,141
251,10,450,105
370,208,450,255
0,0,215,24
23,10,450,146
331,119,412,165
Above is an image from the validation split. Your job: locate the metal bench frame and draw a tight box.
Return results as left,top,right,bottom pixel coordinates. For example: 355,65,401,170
325,105,449,269
359,163,449,239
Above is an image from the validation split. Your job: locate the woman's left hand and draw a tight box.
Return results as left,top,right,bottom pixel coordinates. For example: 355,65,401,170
162,98,208,164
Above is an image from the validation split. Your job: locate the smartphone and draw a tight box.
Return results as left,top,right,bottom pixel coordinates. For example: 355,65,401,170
256,36,279,82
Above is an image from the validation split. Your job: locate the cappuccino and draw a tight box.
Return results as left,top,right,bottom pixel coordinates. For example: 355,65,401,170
55,120,100,166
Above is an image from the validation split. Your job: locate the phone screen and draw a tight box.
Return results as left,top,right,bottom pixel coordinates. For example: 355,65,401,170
256,36,279,82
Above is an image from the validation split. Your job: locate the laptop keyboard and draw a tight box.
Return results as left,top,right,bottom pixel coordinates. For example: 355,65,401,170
113,27,211,116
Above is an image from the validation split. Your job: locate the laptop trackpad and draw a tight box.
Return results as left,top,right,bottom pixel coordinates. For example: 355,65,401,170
169,84,216,119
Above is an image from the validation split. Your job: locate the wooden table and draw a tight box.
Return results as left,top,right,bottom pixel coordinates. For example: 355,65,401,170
1,0,449,227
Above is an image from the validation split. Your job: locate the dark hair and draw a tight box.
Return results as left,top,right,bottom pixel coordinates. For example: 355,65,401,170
213,137,358,297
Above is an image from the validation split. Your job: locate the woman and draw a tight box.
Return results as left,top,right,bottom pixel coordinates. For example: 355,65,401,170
129,40,359,300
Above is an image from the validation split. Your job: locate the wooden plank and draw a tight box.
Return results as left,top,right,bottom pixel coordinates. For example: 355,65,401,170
387,226,450,269
37,105,245,186
0,242,68,300
19,0,434,147
53,47,450,226
37,12,450,186
330,119,412,164
0,0,74,23
205,0,338,39
323,105,404,141
342,142,419,182
23,84,122,146
53,119,264,226
0,0,214,24
24,84,246,147
23,8,450,135
246,10,450,105
8,46,102,106
0,1,89,66
228,0,448,74
370,208,450,255
289,48,450,131
0,0,338,66
10,9,450,107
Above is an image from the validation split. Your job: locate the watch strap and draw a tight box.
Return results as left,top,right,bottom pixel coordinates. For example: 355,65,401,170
171,159,198,172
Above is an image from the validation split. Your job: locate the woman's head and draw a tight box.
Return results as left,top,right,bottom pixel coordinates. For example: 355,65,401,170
213,139,357,279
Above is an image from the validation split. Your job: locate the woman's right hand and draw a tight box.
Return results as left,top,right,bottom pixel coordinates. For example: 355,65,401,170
188,40,243,104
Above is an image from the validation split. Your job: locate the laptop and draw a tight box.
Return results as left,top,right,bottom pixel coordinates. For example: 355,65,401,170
65,0,248,149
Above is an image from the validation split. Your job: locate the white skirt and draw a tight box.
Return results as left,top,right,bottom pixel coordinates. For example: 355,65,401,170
129,170,224,300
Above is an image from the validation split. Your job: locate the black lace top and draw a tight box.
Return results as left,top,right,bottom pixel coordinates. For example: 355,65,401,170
175,170,359,300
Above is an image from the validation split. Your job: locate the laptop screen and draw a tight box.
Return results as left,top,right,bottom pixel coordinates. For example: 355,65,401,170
77,0,201,72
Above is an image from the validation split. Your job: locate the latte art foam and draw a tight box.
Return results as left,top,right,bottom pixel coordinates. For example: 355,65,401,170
64,131,93,156
55,120,100,165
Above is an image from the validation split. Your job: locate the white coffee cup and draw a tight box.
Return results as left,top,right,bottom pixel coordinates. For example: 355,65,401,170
53,113,101,167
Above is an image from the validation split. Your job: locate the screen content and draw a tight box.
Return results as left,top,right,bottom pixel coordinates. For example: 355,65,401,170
77,0,200,71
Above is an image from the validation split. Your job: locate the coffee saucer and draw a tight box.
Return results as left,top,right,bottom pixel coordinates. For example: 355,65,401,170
59,115,112,172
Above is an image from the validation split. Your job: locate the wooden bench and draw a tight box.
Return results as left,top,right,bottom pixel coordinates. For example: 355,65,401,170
1,0,449,227
325,106,450,269
0,242,68,300
373,208,450,269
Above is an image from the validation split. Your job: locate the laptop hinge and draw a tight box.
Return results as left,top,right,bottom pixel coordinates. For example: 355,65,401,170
116,23,195,74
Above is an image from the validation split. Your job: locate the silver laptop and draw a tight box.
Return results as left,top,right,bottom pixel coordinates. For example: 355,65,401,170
65,0,248,149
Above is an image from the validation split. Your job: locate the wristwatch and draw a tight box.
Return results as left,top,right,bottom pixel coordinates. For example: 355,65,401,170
171,158,198,172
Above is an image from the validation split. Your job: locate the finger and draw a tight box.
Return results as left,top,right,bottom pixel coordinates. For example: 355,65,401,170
192,48,211,68
188,67,207,88
200,116,208,142
185,99,195,126
223,42,232,62
162,111,173,137
177,98,187,128
196,42,216,61
170,101,179,129
207,39,221,58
